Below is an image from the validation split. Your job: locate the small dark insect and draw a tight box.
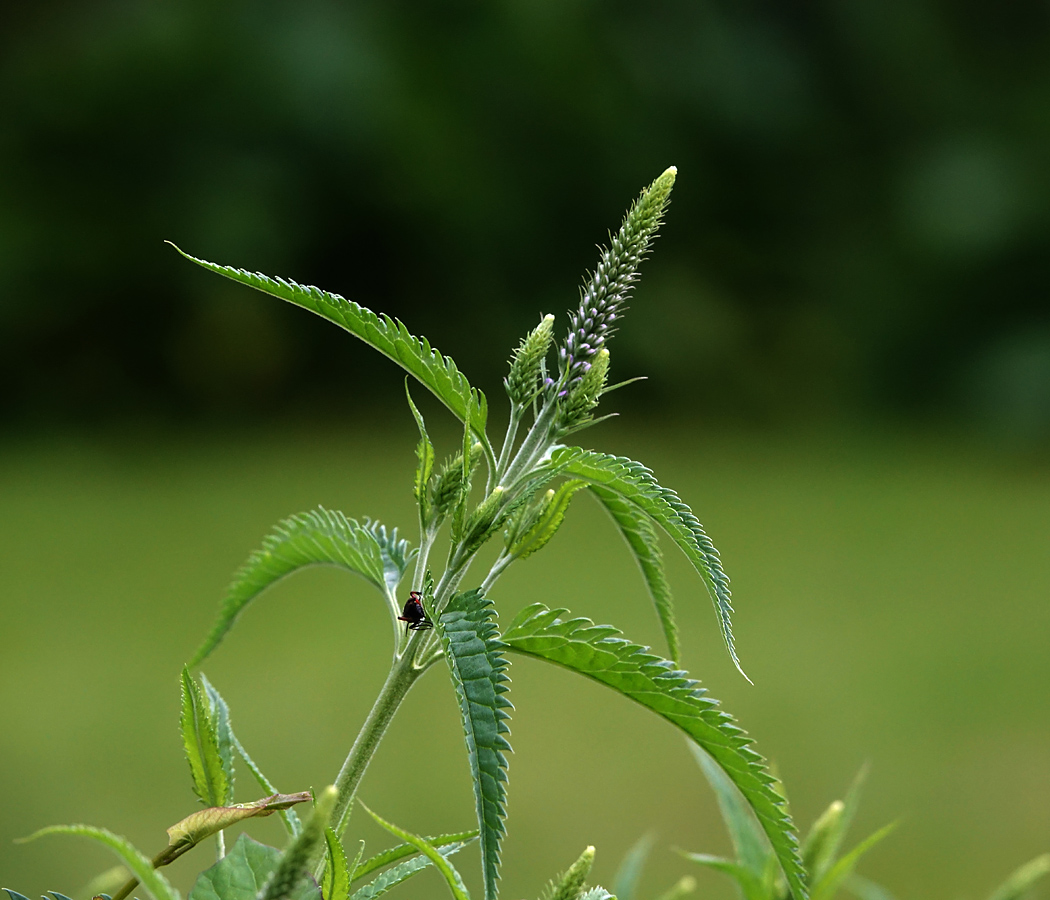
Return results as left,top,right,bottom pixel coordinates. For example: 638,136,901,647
398,591,433,631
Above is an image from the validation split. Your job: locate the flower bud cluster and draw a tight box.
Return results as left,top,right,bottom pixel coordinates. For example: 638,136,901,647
557,167,676,390
506,314,555,406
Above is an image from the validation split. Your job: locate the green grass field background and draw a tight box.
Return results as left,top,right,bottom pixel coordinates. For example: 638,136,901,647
1,422,1047,899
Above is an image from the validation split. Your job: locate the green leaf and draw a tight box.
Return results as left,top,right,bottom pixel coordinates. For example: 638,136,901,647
612,833,654,900
845,874,898,900
589,483,678,663
365,519,415,600
578,890,614,900
351,830,478,881
678,853,766,900
810,823,896,900
169,245,491,458
986,854,1050,900
323,828,352,900
199,674,236,803
3,891,32,900
199,675,303,837
189,834,320,900
405,383,436,524
359,803,471,900
17,824,180,900
261,786,338,900
689,741,771,877
503,604,805,900
541,448,742,679
804,765,867,887
437,589,512,900
180,668,231,808
190,508,396,666
349,837,476,900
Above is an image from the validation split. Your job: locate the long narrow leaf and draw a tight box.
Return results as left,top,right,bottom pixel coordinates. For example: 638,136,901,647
612,834,654,900
437,589,512,900
199,675,302,836
351,830,478,881
190,508,395,666
810,823,896,900
180,668,230,807
540,449,741,677
503,604,805,900
688,741,770,877
589,484,678,662
987,855,1050,900
359,803,471,900
678,853,766,900
169,245,491,459
17,825,180,900
405,383,436,524
349,838,475,900
324,828,352,900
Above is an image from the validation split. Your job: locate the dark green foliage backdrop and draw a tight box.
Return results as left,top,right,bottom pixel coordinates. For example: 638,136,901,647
3,0,1050,437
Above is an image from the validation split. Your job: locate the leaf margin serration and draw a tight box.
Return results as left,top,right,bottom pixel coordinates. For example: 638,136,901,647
437,589,512,900
502,603,806,900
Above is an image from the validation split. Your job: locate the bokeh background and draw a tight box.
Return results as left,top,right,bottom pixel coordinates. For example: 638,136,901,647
1,1,1048,898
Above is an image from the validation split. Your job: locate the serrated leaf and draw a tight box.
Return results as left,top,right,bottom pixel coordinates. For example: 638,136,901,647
349,837,475,900
689,741,771,877
351,830,478,881
503,604,805,900
189,834,320,900
170,245,491,459
509,480,585,560
16,825,179,900
541,448,742,678
589,484,678,662
810,823,896,900
198,675,303,837
323,828,351,900
987,855,1050,900
437,589,512,900
181,668,230,808
358,803,471,900
613,833,654,900
405,383,435,523
199,674,235,804
190,508,396,666
365,519,415,601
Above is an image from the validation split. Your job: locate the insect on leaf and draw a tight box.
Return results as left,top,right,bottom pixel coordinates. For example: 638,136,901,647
437,589,512,900
503,604,805,900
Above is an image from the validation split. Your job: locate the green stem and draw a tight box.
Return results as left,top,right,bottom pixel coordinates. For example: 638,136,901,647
328,637,426,841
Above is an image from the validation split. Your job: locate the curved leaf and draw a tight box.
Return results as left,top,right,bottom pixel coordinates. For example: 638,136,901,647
323,828,351,900
349,837,476,900
170,245,491,456
589,484,678,663
987,855,1050,900
261,786,337,900
190,508,398,666
437,589,512,900
358,803,471,900
503,604,805,900
543,448,741,679
810,823,896,900
17,825,180,900
351,829,478,881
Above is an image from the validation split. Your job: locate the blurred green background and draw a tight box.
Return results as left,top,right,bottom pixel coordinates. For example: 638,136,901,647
2,1,1049,898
